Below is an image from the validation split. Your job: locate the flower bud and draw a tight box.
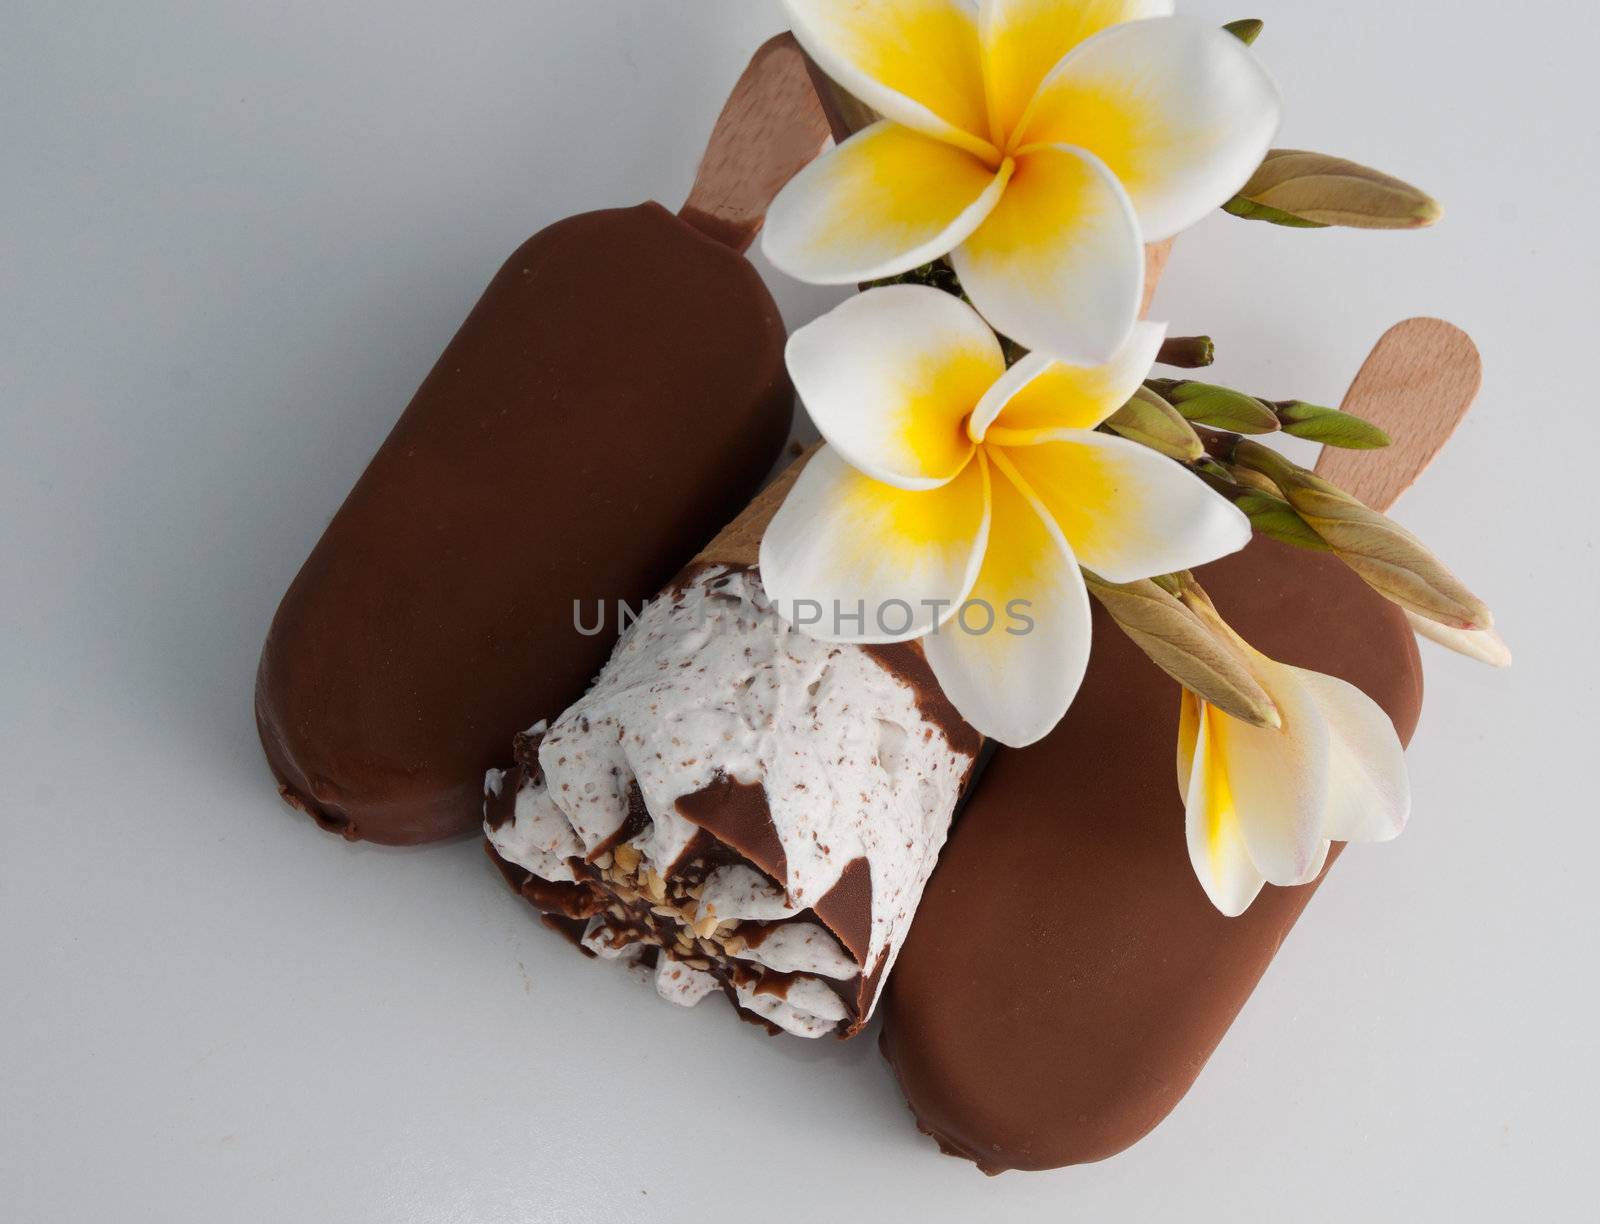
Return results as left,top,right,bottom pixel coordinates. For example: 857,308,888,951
1156,335,1216,369
1233,441,1493,630
1276,400,1391,449
1193,457,1235,485
1225,149,1443,230
1083,571,1280,728
1152,380,1281,434
1105,386,1205,461
1223,18,1264,45
1228,463,1282,496
1232,490,1330,551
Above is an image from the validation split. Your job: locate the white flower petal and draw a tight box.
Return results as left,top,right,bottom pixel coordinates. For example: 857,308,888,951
1184,697,1268,917
758,446,990,644
1001,429,1250,583
763,121,1010,285
951,143,1145,365
786,286,1002,489
1305,837,1333,881
979,0,1174,145
1212,654,1333,886
971,320,1166,441
1017,17,1281,241
1294,667,1411,844
1406,610,1513,667
923,460,1091,746
781,0,996,158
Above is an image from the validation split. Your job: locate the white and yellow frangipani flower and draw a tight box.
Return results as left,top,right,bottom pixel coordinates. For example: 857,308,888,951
1179,641,1411,917
758,285,1250,747
763,0,1281,364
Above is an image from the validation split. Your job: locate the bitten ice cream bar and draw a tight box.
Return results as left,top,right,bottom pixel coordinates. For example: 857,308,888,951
485,460,981,1037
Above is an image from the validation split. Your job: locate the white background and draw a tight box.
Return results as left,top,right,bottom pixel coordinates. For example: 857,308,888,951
3,2,1595,1220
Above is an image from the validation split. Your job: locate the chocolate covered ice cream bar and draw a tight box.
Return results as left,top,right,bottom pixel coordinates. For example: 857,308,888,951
254,38,829,844
485,459,980,1037
879,537,1422,1169
879,318,1479,1172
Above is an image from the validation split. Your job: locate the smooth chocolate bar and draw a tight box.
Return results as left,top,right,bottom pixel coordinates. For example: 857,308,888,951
879,536,1423,1170
255,38,828,844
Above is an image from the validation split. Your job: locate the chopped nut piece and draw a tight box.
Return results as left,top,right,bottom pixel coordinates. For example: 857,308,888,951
645,870,668,903
612,843,642,873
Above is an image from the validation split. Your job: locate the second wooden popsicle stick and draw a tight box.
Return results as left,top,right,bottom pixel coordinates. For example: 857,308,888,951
679,33,832,253
1316,316,1482,514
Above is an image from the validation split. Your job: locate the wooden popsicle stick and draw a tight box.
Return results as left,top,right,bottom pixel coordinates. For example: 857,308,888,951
1316,317,1482,514
679,33,832,254
1327,318,1506,661
1140,241,1171,320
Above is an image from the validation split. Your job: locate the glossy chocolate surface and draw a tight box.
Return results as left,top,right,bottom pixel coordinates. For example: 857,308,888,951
880,537,1423,1172
256,203,791,844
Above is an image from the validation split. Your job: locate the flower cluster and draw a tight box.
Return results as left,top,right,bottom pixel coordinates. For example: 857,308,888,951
757,1,1462,914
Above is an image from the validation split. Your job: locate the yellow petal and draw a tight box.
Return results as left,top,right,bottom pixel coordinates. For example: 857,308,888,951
951,143,1143,365
782,0,995,158
979,0,1173,147
1176,688,1200,795
922,458,1091,746
1183,700,1266,917
764,121,1011,285
758,445,989,644
998,430,1249,583
1015,17,1281,241
786,286,1000,489
970,320,1165,442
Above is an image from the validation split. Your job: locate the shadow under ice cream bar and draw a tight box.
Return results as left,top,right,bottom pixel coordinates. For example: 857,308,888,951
254,37,829,845
485,458,981,1037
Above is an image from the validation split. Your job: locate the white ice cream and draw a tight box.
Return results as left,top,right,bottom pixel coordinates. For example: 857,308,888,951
488,566,974,1037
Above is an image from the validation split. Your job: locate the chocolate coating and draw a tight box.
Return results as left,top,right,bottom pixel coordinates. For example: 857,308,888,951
256,203,792,844
880,537,1423,1172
